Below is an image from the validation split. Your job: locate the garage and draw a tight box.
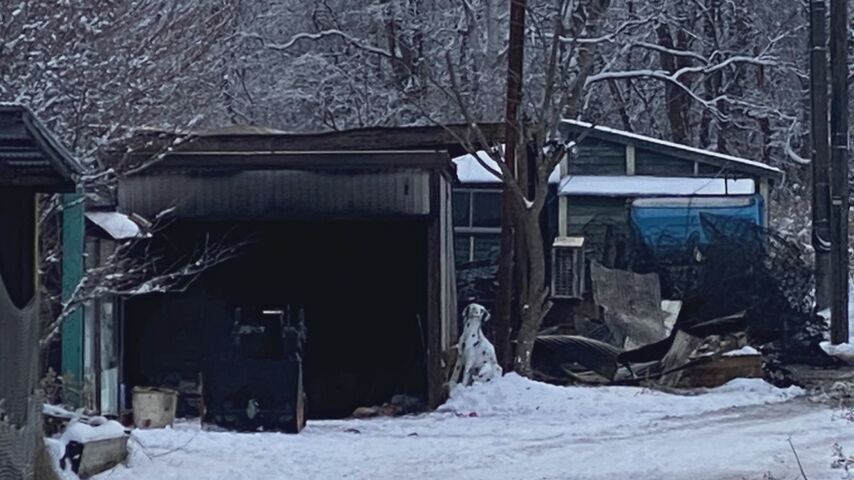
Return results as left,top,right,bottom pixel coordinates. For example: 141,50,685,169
115,126,461,422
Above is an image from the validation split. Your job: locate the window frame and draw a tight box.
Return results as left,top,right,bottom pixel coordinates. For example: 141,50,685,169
453,187,503,263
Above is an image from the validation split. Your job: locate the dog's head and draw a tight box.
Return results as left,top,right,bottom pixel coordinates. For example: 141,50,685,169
462,303,490,325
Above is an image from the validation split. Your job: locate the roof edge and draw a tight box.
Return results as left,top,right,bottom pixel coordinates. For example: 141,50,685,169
560,119,783,181
1,103,84,179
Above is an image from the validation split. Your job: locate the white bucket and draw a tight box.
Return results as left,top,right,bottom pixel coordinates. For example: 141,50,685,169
132,387,177,429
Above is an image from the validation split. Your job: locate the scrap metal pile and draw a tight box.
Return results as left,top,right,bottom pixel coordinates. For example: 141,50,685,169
533,214,832,388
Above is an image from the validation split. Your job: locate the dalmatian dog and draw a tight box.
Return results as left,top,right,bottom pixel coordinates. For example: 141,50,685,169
449,303,503,388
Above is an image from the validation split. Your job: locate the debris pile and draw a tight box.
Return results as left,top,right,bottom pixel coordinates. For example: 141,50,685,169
533,214,833,389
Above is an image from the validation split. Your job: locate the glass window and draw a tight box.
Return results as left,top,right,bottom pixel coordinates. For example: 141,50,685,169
473,234,501,261
472,191,501,227
454,235,471,265
453,191,470,227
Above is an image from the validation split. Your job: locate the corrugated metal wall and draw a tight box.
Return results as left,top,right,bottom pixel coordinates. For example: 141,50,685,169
119,169,432,219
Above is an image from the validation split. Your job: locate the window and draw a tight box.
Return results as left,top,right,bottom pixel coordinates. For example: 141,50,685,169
452,189,502,264
452,191,470,227
472,191,501,227
472,234,501,261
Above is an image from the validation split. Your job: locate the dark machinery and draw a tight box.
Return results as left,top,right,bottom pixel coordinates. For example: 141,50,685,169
202,306,306,433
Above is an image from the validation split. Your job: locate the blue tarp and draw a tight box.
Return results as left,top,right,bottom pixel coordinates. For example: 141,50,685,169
630,195,764,253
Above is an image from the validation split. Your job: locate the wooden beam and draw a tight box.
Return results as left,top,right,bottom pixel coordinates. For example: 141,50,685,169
558,153,568,237
758,178,770,227
127,123,506,158
426,172,444,408
625,144,636,175
125,150,454,173
61,193,85,406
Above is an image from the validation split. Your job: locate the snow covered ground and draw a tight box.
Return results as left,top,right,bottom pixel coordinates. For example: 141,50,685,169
89,374,854,480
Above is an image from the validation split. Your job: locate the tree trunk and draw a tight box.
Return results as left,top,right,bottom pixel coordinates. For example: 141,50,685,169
655,23,692,144
512,209,549,375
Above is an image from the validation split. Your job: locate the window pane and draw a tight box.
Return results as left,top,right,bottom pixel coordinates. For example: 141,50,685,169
472,191,501,227
473,234,501,262
453,192,470,227
454,235,471,265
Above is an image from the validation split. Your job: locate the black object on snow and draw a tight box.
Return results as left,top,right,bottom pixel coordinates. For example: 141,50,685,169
202,306,306,433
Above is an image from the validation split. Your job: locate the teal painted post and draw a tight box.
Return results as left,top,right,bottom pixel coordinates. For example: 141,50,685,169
61,192,85,405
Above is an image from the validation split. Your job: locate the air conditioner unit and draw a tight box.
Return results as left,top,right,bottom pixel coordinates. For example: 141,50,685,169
551,236,585,299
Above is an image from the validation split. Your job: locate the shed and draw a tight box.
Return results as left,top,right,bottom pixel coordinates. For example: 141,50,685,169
0,104,81,479
450,120,783,317
114,125,470,417
555,120,783,263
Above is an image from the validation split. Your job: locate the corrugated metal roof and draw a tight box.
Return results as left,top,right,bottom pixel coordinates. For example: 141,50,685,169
119,123,504,165
0,104,82,190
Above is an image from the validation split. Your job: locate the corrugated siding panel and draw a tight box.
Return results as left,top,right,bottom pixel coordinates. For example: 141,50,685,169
635,149,695,176
569,139,626,175
119,169,432,218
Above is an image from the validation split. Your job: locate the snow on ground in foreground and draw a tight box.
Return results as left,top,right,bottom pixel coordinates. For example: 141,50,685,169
96,374,854,480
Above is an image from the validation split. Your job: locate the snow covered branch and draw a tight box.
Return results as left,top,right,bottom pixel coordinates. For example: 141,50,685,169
40,223,249,347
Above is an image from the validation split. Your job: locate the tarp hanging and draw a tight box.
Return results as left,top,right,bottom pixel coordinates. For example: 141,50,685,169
0,271,41,479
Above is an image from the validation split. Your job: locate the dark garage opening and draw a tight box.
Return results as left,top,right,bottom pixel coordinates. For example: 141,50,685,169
124,219,428,419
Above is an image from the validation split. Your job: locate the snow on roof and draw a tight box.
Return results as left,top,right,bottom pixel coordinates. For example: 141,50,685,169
559,175,755,197
553,236,585,248
195,125,289,136
453,151,560,184
561,119,782,178
85,211,146,239
632,196,756,208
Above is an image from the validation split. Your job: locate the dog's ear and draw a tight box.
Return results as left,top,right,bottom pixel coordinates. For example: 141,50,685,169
462,304,471,319
482,309,491,323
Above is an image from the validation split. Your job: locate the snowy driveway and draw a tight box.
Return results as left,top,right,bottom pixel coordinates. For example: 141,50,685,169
95,375,854,480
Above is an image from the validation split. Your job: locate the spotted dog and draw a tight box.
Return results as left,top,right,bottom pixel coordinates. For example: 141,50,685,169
449,303,502,388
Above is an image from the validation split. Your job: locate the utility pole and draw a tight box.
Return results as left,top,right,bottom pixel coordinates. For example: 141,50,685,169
829,0,849,344
810,0,832,312
495,0,526,370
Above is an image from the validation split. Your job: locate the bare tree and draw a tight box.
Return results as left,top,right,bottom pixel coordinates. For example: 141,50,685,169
3,0,842,379
40,222,249,349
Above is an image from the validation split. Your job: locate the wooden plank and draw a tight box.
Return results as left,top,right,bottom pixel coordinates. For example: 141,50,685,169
569,139,626,175
62,193,85,405
76,436,129,478
625,144,636,175
678,355,762,388
758,178,770,226
635,148,695,176
124,123,505,159
426,172,444,408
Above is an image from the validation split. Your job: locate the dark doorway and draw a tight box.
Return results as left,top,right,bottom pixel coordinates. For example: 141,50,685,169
0,188,35,308
124,220,428,419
